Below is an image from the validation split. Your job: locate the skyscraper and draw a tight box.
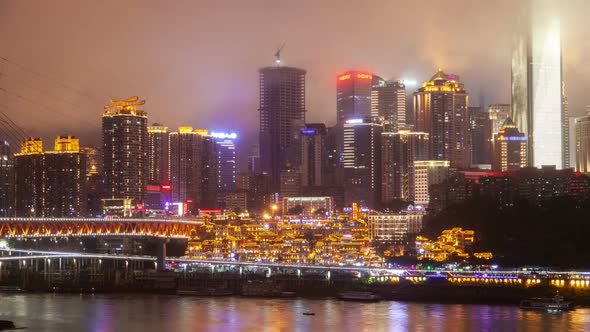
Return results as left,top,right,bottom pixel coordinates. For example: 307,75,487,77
0,140,13,217
169,126,200,212
511,3,567,168
147,123,168,184
337,71,378,125
44,136,87,217
102,97,148,212
14,137,86,217
575,109,590,173
469,106,492,165
371,79,406,131
381,130,429,204
258,65,306,187
211,132,237,206
342,118,383,208
492,118,528,172
413,69,470,169
14,138,43,217
300,124,327,188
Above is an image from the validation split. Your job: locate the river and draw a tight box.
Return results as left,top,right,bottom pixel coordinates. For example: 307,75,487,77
0,294,589,331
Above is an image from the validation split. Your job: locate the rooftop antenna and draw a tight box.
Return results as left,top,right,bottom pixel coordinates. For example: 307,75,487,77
274,42,286,66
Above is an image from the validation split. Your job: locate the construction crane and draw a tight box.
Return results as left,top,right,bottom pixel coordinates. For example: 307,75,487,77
274,42,286,65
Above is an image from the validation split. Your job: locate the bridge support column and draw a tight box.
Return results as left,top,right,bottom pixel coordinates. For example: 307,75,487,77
156,238,169,271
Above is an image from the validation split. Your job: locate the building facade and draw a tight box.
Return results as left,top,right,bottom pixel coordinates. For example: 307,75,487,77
14,138,44,217
258,66,306,187
413,160,450,205
0,140,13,217
212,132,237,207
371,79,406,131
102,97,148,210
147,123,168,184
381,130,429,204
343,119,383,208
413,69,470,169
511,4,567,168
469,106,491,166
300,124,327,188
492,118,528,172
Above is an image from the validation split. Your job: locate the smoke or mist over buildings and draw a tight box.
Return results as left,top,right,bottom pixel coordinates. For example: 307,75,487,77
1,0,589,167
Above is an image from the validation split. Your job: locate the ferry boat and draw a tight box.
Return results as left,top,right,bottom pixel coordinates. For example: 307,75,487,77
519,293,575,312
0,285,25,293
177,287,234,296
338,291,381,302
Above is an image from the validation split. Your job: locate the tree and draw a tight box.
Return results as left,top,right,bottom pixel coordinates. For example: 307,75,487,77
287,204,304,215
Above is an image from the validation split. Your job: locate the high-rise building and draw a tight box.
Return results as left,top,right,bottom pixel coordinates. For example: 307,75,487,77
492,118,528,172
488,104,512,137
14,137,86,217
337,71,378,125
512,3,567,168
469,106,492,165
43,136,87,217
102,97,148,211
198,133,219,209
0,140,13,217
413,69,470,169
300,124,327,188
147,124,168,184
14,138,44,217
371,79,406,131
562,82,571,168
413,160,450,205
169,126,200,212
381,130,429,204
211,132,237,207
81,146,101,217
258,65,306,187
343,118,383,208
280,165,301,198
575,109,590,173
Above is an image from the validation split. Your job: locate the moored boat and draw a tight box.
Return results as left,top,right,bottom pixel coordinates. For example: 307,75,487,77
519,293,574,312
338,291,381,302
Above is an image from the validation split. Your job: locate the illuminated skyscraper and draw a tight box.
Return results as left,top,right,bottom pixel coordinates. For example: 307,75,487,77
258,65,306,187
14,136,86,217
44,136,87,217
300,124,327,188
14,138,44,217
381,130,429,204
0,140,13,217
337,71,378,125
102,97,148,211
371,79,406,131
511,2,567,168
211,132,237,206
169,127,200,212
575,109,590,173
343,118,382,208
147,124,168,184
492,118,528,172
413,69,470,169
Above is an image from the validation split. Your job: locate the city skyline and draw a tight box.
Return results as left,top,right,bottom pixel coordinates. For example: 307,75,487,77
2,0,590,166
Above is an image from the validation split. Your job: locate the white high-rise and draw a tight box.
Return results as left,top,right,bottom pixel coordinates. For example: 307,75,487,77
511,1,567,169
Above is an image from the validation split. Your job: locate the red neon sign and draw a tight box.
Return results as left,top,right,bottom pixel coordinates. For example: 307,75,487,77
356,73,372,80
338,74,351,81
161,184,171,190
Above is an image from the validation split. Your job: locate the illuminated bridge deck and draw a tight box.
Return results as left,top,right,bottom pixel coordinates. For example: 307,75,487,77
0,218,203,238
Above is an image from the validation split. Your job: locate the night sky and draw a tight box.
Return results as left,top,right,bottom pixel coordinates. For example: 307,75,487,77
1,0,589,167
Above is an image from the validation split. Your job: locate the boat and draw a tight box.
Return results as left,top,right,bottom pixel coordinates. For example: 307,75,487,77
338,291,381,302
177,287,234,296
519,292,575,312
302,312,315,316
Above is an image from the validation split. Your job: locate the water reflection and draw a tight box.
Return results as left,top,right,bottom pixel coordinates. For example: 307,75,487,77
0,294,588,331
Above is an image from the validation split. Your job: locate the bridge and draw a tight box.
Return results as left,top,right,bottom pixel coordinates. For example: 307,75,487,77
0,218,202,238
